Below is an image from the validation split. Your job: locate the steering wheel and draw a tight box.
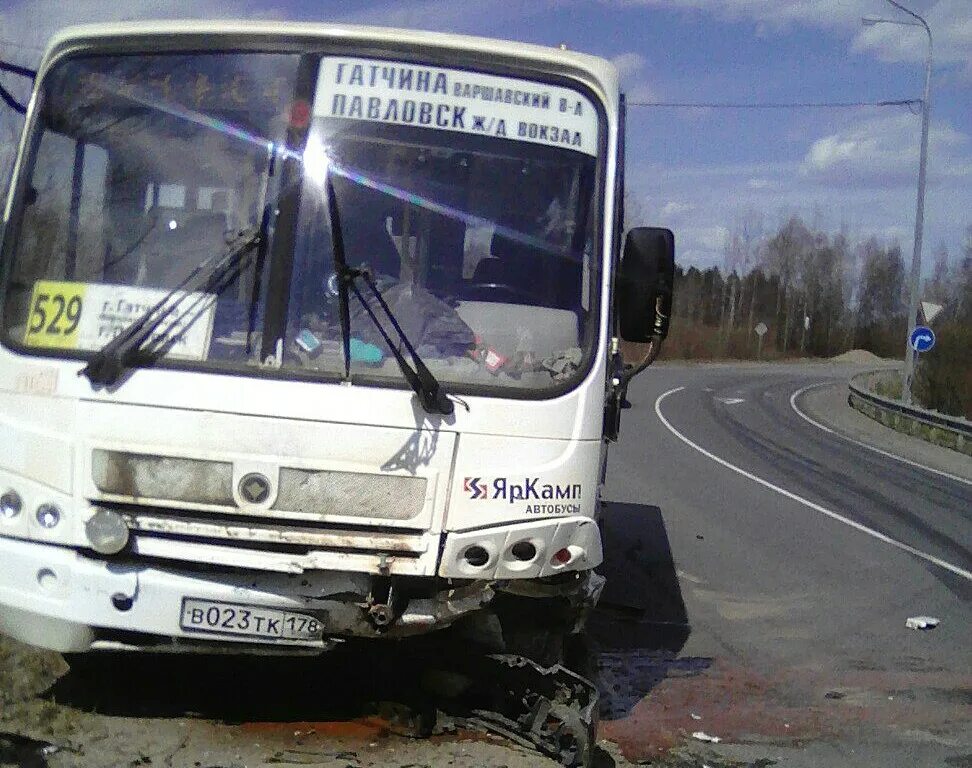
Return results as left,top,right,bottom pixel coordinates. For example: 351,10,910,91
466,281,535,304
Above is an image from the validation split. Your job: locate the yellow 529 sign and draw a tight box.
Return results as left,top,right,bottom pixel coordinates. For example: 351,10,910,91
23,281,86,349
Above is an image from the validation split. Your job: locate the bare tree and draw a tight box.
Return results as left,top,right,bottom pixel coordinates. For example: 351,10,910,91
765,215,812,352
720,209,764,352
924,242,951,305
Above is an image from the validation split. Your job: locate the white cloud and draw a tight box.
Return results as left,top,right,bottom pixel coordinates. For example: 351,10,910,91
610,0,972,72
681,224,730,251
611,52,647,78
800,113,972,186
747,177,778,190
627,144,972,270
660,200,696,218
851,0,972,72
610,0,862,29
610,51,657,101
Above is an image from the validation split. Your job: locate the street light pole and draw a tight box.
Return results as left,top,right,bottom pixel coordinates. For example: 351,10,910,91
863,1,932,405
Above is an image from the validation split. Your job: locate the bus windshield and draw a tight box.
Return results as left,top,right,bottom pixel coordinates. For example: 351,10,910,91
1,50,603,396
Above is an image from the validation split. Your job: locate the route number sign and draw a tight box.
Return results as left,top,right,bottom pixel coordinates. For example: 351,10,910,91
754,322,768,337
23,280,216,360
909,325,935,353
23,281,85,348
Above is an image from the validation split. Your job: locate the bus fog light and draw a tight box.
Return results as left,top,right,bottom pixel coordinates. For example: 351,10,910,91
36,503,62,529
463,545,490,567
37,568,58,590
510,541,537,561
1,490,22,520
85,508,129,554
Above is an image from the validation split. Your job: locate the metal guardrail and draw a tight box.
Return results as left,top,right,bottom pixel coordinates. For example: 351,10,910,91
848,370,972,447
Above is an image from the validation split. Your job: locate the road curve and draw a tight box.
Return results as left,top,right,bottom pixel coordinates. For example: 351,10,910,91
655,384,971,582
602,362,972,767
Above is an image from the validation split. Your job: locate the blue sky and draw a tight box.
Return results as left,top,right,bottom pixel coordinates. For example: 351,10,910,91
1,0,969,272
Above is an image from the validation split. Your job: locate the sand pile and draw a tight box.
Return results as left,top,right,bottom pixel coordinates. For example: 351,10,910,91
831,349,884,364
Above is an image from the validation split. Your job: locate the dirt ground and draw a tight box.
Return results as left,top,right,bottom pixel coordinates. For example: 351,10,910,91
0,632,791,768
0,635,566,768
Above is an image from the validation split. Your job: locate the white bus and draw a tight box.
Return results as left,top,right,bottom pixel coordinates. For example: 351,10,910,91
0,22,672,668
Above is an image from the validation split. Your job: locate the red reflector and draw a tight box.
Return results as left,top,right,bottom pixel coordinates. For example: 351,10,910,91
552,547,571,565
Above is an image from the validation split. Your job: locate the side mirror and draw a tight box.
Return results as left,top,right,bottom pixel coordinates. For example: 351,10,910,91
617,227,675,343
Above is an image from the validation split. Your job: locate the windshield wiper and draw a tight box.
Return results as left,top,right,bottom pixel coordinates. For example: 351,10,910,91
80,227,262,387
324,174,453,416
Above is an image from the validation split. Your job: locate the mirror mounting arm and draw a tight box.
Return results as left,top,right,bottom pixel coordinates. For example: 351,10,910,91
619,336,662,385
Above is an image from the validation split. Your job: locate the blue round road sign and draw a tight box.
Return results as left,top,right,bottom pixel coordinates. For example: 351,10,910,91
910,325,935,353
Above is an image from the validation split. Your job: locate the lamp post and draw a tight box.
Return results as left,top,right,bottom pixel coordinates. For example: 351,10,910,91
861,1,932,406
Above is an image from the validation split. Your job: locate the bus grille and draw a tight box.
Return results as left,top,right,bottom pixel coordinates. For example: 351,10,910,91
93,502,434,576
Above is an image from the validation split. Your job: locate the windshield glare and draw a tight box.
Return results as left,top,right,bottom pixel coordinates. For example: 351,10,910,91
1,51,602,396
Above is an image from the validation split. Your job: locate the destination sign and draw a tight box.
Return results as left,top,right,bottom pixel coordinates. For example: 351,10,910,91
314,57,599,156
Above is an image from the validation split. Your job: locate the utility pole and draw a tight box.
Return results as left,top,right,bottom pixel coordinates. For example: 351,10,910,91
863,1,932,405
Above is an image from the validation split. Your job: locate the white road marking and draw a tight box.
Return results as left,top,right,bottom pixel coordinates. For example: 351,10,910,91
789,383,972,487
716,397,746,405
655,386,972,582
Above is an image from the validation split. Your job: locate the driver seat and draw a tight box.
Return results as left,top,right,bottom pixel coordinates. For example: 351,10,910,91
464,215,543,304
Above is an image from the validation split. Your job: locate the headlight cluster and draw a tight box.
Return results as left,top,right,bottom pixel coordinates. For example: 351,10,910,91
1,487,129,554
2,490,63,529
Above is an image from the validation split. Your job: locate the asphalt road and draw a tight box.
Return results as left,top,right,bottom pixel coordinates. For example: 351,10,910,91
600,361,972,766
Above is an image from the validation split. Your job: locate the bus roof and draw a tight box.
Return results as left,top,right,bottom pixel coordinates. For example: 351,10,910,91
41,21,620,109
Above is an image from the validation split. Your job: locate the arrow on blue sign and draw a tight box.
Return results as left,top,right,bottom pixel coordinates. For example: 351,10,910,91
909,325,935,353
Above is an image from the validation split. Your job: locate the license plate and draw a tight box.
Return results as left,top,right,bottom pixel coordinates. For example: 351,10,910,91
180,598,323,642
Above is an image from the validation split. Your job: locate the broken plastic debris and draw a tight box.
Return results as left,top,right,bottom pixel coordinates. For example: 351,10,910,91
905,615,940,630
690,713,702,720
691,731,722,743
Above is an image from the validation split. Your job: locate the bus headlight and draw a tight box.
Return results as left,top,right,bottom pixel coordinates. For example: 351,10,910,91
36,503,62,529
0,490,22,520
85,508,129,554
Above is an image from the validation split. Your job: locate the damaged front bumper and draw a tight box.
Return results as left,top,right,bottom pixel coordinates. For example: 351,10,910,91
0,536,602,654
0,536,500,652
